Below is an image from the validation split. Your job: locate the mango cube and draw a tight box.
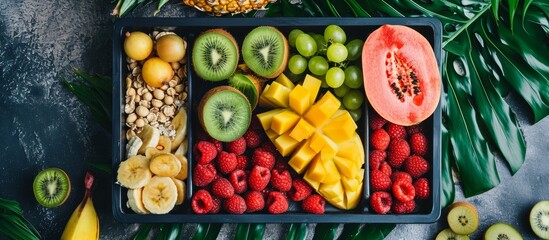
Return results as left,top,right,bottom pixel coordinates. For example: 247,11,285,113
333,156,358,179
302,74,322,104
274,133,300,157
265,129,279,143
305,155,326,183
320,156,340,184
256,109,285,130
341,175,360,192
308,133,327,153
271,110,300,135
289,119,315,142
319,181,344,203
258,84,277,108
322,111,357,143
288,141,316,174
263,82,291,108
289,85,311,115
344,185,362,209
275,73,296,89
303,173,320,191
303,91,340,127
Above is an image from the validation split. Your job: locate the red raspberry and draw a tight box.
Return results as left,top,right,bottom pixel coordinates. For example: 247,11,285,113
271,169,292,192
244,129,263,149
392,200,416,214
211,178,235,199
260,141,277,154
225,137,246,155
410,133,428,156
252,148,275,170
370,170,392,191
413,178,430,200
244,191,265,212
302,194,325,214
193,164,216,187
217,151,237,175
229,169,247,194
380,161,392,176
248,166,271,191
370,129,390,151
391,171,413,184
289,179,313,201
236,155,249,170
211,139,223,153
194,141,217,164
369,150,386,171
191,189,213,214
385,123,407,139
223,194,246,214
387,139,410,168
370,191,392,214
392,179,416,202
404,155,429,178
267,191,288,214
406,124,424,135
369,111,387,130
209,196,221,214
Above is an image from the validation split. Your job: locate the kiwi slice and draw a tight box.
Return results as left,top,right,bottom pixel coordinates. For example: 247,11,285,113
33,168,71,208
192,29,239,81
228,73,263,110
242,26,289,78
484,222,523,240
447,202,479,235
198,86,251,142
435,228,470,240
530,200,549,239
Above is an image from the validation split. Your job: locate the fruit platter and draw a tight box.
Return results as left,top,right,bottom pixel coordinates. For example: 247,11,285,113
112,17,442,223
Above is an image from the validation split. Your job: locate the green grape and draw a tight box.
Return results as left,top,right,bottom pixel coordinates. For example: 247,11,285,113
288,29,304,48
344,65,363,89
324,25,346,44
308,56,329,75
342,89,364,110
311,34,327,55
348,108,362,121
346,39,364,61
333,84,350,97
327,43,348,63
295,33,317,57
288,54,308,75
325,67,345,88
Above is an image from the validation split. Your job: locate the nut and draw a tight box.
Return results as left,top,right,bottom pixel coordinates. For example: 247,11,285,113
133,80,142,89
126,129,136,140
124,103,135,114
135,118,145,128
126,88,136,97
136,105,149,117
146,112,158,122
151,99,164,108
126,77,133,89
175,84,184,93
139,100,150,108
168,79,178,88
146,84,155,92
153,89,165,100
126,113,137,123
143,92,153,101
133,95,141,103
170,61,180,70
162,105,175,117
158,112,168,123
160,84,169,90
137,87,148,96
132,66,142,76
179,92,188,101
164,96,174,105
166,87,176,96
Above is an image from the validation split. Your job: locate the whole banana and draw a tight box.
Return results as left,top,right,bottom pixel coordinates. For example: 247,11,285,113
61,172,99,240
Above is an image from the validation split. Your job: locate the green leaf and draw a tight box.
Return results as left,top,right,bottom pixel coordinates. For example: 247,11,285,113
0,198,41,240
343,0,371,17
337,223,361,240
154,0,170,15
285,223,307,240
235,224,265,240
491,0,500,22
312,223,339,240
89,162,112,174
508,0,519,31
192,224,222,240
440,123,455,208
133,224,153,240
353,224,395,240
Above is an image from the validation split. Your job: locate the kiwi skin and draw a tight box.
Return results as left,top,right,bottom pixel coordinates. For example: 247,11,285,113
198,86,251,142
33,168,71,208
192,29,239,81
228,73,264,110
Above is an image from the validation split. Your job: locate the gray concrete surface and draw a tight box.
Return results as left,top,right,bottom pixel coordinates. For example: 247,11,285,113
0,0,547,239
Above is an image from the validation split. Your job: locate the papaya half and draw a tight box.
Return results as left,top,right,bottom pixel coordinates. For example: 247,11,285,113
362,24,441,126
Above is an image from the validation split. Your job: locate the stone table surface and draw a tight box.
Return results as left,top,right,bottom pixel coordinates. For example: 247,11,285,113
1,0,547,239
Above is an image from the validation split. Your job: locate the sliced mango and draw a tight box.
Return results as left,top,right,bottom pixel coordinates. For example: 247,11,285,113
302,74,322,104
303,173,320,191
341,175,360,192
265,129,279,142
288,140,316,174
258,84,277,108
289,85,312,115
289,119,315,142
271,110,300,135
256,109,285,130
303,92,340,127
333,156,358,179
274,132,300,157
275,73,296,89
263,82,291,108
319,181,344,203
305,155,326,183
320,155,340,184
322,111,357,143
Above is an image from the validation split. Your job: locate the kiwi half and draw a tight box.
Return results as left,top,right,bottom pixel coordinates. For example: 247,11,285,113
447,202,479,235
192,29,239,81
435,228,470,240
33,168,71,208
530,200,549,239
198,86,251,142
228,73,263,110
484,222,523,240
242,26,289,78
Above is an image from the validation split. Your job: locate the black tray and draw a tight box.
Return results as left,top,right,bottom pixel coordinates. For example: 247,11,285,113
112,17,442,223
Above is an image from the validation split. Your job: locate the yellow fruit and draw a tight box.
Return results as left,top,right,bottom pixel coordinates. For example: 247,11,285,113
256,109,285,130
319,181,343,202
308,133,328,153
289,85,312,115
288,140,316,174
258,85,278,108
271,110,300,135
320,157,340,184
124,31,153,61
303,91,340,127
156,34,186,63
142,57,174,88
303,173,320,191
289,119,315,142
183,0,275,16
333,156,358,179
274,132,300,157
341,175,360,192
302,74,322,104
304,155,326,182
322,111,357,143
263,82,291,108
265,129,279,142
275,73,296,89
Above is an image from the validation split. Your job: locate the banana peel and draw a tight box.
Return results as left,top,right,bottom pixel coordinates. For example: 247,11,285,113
61,172,99,240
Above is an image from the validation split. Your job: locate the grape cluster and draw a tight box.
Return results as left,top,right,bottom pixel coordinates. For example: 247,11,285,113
286,25,365,122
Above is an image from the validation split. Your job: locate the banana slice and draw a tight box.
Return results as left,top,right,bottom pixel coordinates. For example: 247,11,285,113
145,136,172,159
171,178,186,205
142,176,177,214
150,153,181,177
126,136,143,159
174,154,188,180
127,188,149,214
174,138,188,155
170,110,188,152
137,125,161,155
117,155,152,189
